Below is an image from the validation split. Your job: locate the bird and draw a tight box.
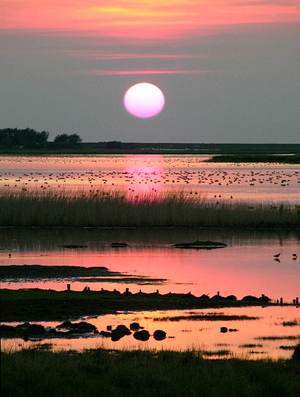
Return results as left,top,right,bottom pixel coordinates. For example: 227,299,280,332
273,253,281,258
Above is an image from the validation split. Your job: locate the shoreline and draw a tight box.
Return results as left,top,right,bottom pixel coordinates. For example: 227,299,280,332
1,288,298,322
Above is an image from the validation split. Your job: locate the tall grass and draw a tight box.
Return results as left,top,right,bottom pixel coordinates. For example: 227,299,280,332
1,349,299,397
0,191,298,227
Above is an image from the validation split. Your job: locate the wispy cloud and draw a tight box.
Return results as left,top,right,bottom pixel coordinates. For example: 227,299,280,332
1,1,300,40
83,69,208,76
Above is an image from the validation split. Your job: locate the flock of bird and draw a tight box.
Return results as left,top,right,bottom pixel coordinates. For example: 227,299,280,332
0,158,299,203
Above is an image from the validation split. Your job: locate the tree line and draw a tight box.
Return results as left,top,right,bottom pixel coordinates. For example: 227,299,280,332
0,128,81,148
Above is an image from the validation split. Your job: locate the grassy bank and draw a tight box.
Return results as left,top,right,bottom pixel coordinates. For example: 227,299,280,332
0,289,288,322
0,191,298,228
1,349,300,397
207,154,300,164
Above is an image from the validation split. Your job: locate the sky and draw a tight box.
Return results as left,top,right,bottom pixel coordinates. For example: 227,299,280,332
1,0,300,143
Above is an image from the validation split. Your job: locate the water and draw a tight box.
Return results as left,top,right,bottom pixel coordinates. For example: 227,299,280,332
1,154,299,358
0,228,299,300
0,155,299,203
2,307,299,360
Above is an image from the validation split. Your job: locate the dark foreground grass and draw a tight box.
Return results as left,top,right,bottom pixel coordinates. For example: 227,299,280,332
1,349,300,397
0,191,299,227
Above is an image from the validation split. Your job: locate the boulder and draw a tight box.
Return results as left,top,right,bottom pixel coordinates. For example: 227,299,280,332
292,344,300,362
56,321,96,333
153,330,167,341
99,330,112,338
56,321,72,330
111,242,128,248
130,322,141,331
0,325,17,337
115,324,131,335
133,330,150,341
174,241,227,249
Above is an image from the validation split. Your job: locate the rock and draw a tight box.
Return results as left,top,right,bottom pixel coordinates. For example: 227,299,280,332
241,295,260,303
111,333,124,342
130,322,141,331
211,294,225,301
153,330,167,341
16,322,31,329
110,324,131,341
111,242,128,248
61,244,88,249
133,330,150,341
258,294,271,304
56,321,96,333
56,321,72,330
99,330,112,338
72,322,97,333
199,294,210,301
114,324,131,335
0,325,17,337
220,327,228,333
226,295,237,301
26,324,46,334
174,241,227,249
292,344,300,362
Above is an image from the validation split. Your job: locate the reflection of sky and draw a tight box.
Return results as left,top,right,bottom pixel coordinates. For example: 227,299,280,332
1,239,299,300
125,155,163,200
0,156,299,204
2,307,300,360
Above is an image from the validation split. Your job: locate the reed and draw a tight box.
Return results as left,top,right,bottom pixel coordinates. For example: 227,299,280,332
0,190,298,227
1,349,299,397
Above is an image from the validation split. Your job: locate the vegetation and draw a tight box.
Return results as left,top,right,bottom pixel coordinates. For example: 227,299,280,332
53,133,81,147
0,131,299,158
0,265,165,285
207,154,300,164
0,128,81,150
0,128,49,149
1,349,300,397
0,289,287,322
0,191,298,228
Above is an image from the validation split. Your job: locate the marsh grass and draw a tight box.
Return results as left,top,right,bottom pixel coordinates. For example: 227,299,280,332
1,349,300,397
0,190,298,227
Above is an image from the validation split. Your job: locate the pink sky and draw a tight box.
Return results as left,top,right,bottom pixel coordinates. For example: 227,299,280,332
2,1,300,39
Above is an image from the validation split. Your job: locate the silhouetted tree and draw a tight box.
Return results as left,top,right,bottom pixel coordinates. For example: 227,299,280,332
54,133,82,147
0,128,49,148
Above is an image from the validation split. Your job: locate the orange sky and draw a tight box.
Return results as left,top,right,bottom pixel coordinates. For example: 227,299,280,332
2,0,300,39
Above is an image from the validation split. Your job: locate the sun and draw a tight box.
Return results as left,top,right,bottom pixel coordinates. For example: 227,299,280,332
123,83,165,119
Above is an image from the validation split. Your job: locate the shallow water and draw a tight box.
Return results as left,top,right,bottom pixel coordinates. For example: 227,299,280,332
0,228,299,300
2,307,299,360
0,155,299,203
1,154,299,358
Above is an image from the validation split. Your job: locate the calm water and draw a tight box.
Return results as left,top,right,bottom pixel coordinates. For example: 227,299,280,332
2,306,299,360
0,228,299,300
1,155,299,358
0,155,299,203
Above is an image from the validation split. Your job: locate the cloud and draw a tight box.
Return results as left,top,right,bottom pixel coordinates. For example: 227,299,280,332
84,69,208,76
1,0,300,40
